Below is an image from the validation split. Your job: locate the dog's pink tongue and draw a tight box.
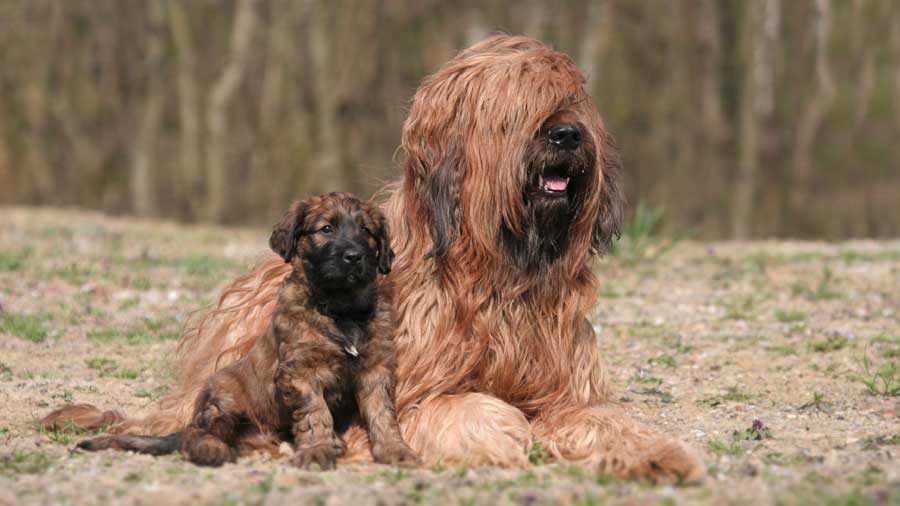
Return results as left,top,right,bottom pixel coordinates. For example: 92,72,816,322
543,176,568,191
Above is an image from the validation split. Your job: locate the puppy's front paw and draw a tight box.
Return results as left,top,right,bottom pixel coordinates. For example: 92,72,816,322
372,442,420,467
186,435,236,467
294,440,344,470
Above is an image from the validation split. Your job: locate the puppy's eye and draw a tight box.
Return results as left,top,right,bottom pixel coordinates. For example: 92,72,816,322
319,225,334,235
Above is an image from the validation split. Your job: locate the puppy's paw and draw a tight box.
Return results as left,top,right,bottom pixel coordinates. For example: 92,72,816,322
294,440,343,471
372,442,420,467
186,435,236,467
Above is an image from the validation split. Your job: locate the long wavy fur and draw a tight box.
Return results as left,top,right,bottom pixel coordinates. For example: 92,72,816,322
43,35,702,482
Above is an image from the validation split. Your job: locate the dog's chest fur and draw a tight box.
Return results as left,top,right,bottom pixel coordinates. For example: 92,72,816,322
271,277,376,432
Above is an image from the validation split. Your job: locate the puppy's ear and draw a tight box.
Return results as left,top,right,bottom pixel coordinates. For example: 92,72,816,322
370,207,395,274
270,200,309,262
591,141,625,254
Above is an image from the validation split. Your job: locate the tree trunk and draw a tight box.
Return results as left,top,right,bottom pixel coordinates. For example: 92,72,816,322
695,0,728,236
168,0,202,219
790,0,835,211
892,6,900,134
732,0,780,239
130,2,165,217
578,0,614,95
205,0,258,222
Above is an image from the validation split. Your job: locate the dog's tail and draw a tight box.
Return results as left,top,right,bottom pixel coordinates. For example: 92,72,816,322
76,433,182,456
41,404,128,432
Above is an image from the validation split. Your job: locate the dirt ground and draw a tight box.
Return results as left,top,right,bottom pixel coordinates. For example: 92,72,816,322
1,206,897,506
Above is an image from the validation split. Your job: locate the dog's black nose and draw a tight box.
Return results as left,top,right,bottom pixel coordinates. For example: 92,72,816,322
548,123,582,150
343,250,362,264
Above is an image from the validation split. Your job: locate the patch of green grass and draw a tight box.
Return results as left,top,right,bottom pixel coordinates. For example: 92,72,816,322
0,451,52,476
38,420,110,446
793,266,841,301
630,373,662,385
86,357,118,371
528,439,549,465
598,282,625,298
0,312,49,342
631,387,673,403
651,354,677,368
123,471,143,482
708,421,770,458
118,297,141,310
669,337,694,354
732,420,772,441
708,438,743,457
87,318,175,345
764,451,810,467
0,248,31,271
53,390,75,403
722,295,761,321
621,321,669,339
134,385,169,401
132,277,152,290
810,336,849,353
51,263,98,286
775,309,806,323
721,386,753,401
860,434,900,450
110,368,141,380
700,386,753,406
142,318,181,340
85,357,141,379
609,204,689,267
767,344,798,356
851,348,900,397
798,392,830,412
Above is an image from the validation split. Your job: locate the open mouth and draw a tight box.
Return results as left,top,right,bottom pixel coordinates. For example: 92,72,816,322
538,165,571,196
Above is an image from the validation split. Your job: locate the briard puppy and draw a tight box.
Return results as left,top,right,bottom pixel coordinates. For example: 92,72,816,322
65,193,417,469
44,36,703,482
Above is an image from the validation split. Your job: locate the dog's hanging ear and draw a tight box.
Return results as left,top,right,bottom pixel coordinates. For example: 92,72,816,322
270,200,309,262
369,207,395,274
591,143,625,254
420,137,465,260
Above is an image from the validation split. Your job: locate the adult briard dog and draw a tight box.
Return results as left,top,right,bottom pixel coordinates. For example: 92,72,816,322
44,35,703,482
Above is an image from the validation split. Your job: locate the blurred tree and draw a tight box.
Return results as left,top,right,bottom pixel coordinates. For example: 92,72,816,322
0,0,896,238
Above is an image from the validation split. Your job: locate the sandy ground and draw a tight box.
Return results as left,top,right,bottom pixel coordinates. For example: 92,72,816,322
0,206,898,506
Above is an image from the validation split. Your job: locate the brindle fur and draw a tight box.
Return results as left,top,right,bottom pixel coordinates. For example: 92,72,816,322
78,193,417,469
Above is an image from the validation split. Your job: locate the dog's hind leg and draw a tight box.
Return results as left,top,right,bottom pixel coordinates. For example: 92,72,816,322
180,399,242,467
77,433,182,456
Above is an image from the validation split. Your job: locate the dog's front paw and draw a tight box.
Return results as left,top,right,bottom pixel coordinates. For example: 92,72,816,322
294,439,344,470
372,441,420,467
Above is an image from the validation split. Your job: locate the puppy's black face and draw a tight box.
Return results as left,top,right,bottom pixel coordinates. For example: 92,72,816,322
300,209,380,290
269,193,393,294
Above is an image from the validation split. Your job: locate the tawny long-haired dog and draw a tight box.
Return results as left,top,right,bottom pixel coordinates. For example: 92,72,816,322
63,193,416,468
44,36,703,482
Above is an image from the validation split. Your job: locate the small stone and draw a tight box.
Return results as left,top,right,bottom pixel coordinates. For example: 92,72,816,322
278,442,294,458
